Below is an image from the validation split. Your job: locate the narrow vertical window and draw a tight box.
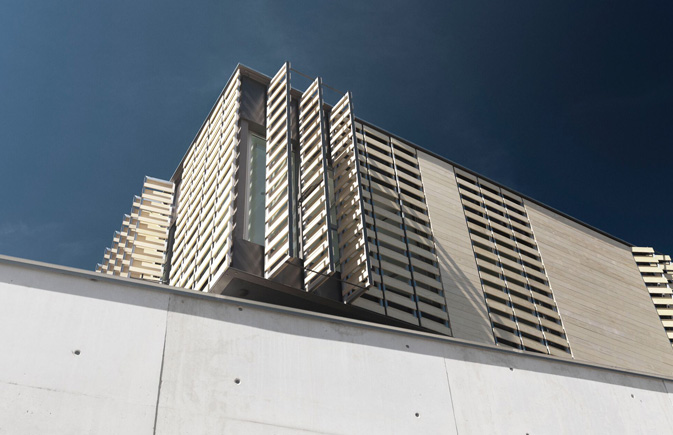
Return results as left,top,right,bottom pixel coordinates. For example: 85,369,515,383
247,133,266,245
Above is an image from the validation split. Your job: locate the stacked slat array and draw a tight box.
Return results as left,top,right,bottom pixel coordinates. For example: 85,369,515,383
169,70,241,291
632,247,673,346
264,62,297,278
330,93,373,302
96,177,174,283
355,123,450,334
329,93,450,334
126,178,175,280
454,169,571,356
97,217,133,277
298,78,335,290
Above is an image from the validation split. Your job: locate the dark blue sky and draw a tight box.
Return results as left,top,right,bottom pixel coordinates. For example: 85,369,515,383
1,1,671,269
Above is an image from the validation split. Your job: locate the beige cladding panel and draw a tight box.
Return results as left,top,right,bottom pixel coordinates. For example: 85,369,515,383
525,201,673,376
416,151,494,345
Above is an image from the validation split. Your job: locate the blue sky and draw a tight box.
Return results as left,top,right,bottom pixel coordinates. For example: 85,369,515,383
0,1,671,269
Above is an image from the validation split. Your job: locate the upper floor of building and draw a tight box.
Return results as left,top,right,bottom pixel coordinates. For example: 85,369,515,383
97,62,673,378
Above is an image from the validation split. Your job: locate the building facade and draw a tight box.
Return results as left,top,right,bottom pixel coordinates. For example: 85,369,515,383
97,62,673,376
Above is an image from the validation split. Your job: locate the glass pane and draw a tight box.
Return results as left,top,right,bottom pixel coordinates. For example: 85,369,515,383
247,134,266,245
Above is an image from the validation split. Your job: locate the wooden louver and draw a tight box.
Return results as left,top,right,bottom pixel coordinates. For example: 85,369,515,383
298,77,336,290
632,247,673,347
455,169,571,356
168,69,241,291
330,92,373,300
96,177,174,283
353,123,451,334
329,91,450,334
264,62,297,279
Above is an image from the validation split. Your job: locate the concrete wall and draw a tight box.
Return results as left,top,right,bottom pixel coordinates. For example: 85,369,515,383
0,258,169,434
2,256,673,434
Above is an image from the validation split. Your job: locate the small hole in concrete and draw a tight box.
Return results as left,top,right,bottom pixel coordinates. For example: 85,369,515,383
238,307,243,312
509,367,513,371
234,378,241,385
73,350,81,356
631,394,634,398
405,345,410,349
414,412,420,418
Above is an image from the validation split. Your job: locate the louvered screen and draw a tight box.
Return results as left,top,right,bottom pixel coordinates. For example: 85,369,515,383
96,177,174,283
326,91,451,334
354,124,451,334
97,217,132,277
455,169,571,356
298,78,335,290
127,178,174,281
330,93,373,301
169,69,241,291
264,62,297,278
632,247,673,346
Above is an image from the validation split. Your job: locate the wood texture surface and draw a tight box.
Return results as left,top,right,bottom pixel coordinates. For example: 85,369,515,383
526,201,673,376
417,152,494,344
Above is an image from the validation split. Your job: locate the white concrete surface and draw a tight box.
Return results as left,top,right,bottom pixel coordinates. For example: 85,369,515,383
2,256,673,434
0,259,169,434
155,295,458,434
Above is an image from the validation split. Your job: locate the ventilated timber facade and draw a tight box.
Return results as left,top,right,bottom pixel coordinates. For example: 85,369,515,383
96,62,673,377
328,94,451,334
453,169,570,356
168,70,241,291
96,177,174,282
349,121,450,334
